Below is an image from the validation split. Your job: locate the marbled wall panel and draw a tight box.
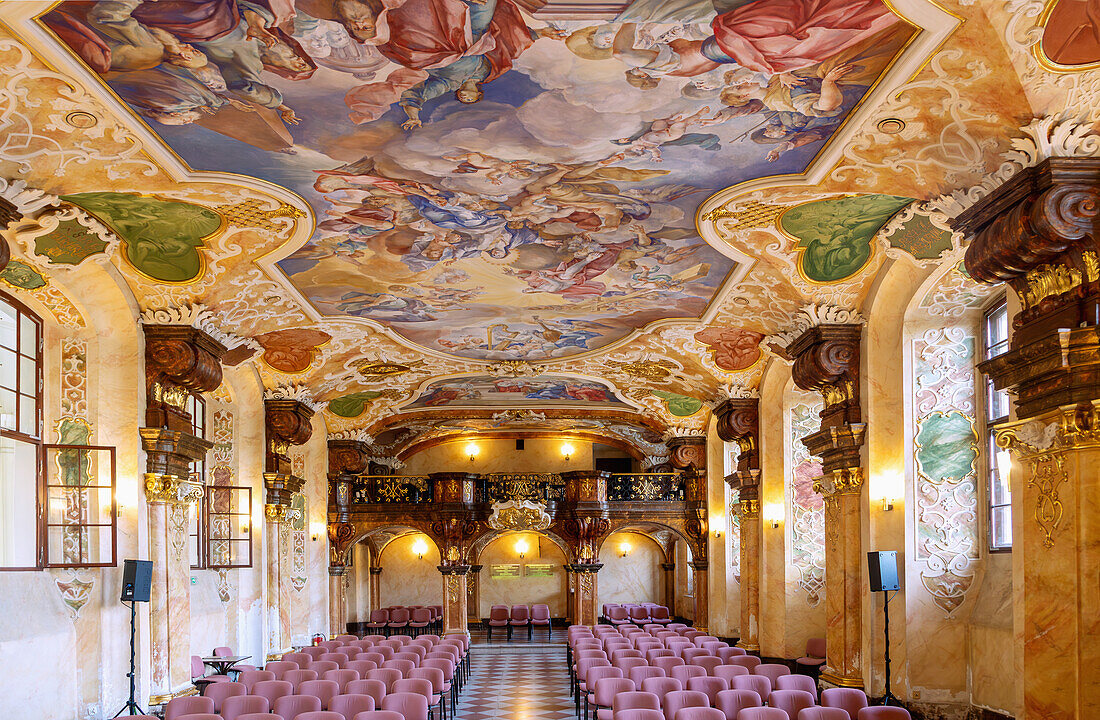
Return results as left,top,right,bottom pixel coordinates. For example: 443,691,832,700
674,541,694,621
379,534,443,608
758,365,787,659
301,415,330,639
479,532,568,617
403,437,594,475
597,532,661,609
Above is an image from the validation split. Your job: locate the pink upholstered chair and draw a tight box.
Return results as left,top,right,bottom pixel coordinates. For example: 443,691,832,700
614,657,647,676
629,666,665,686
190,656,231,690
681,648,710,664
754,664,790,687
366,610,390,635
204,681,246,711
409,608,433,636
381,639,405,652
628,606,650,625
274,694,323,720
284,669,319,691
727,656,761,672
319,641,342,652
692,656,724,675
732,675,771,703
717,647,748,662
352,712,404,720
692,636,719,648
286,653,314,668
683,630,706,642
509,605,531,640
612,690,661,719
304,647,328,659
715,689,762,720
856,709,911,720
347,660,378,678
403,644,428,661
797,709,851,720
320,653,349,668
330,693,375,720
820,688,869,720
671,664,706,685
776,674,818,702
220,695,270,720
324,669,361,692
701,642,727,655
640,677,683,705
172,714,221,720
300,679,341,710
382,690,430,720
410,666,446,719
737,710,788,720
674,708,725,720
654,656,686,674
394,651,422,667
312,661,341,676
607,606,631,626
593,677,636,720
346,678,387,706
714,665,750,686
239,669,277,691
337,635,359,644
295,712,344,720
662,689,709,720
387,608,411,635
612,649,643,663
615,711,664,720
646,648,674,663
165,697,215,720
487,605,510,642
531,604,552,640
584,666,624,716
649,606,672,624
687,676,728,705
253,680,294,708
366,668,403,692
384,658,416,677
795,639,826,674
770,690,816,720
360,652,386,666
238,714,283,720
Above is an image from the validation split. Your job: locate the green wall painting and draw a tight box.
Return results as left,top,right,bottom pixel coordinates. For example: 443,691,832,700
886,212,954,260
0,261,47,290
780,194,913,283
34,217,109,265
915,410,978,484
60,192,222,283
651,389,703,417
328,391,388,418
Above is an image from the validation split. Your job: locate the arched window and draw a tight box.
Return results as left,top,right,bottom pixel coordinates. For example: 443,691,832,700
982,298,1012,550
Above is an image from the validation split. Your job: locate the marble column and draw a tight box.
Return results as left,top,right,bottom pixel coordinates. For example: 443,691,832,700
368,566,383,611
819,481,864,686
265,504,291,657
145,475,204,704
660,562,676,616
570,563,602,626
440,564,470,638
467,564,482,623
956,155,1100,719
736,498,760,652
329,566,349,638
691,560,709,633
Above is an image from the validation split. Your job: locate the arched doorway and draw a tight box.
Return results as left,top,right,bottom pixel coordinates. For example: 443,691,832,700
597,531,665,608
476,531,569,619
378,531,443,608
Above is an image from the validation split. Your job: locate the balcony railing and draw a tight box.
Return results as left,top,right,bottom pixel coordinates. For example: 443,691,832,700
344,472,684,507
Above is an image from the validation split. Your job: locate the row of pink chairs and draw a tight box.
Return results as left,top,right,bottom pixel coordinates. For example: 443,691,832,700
603,604,672,626
486,604,552,641
365,606,444,636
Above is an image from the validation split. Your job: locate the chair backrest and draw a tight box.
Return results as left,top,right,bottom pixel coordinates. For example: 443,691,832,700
532,604,551,621
337,635,358,643
701,642,727,655
252,680,294,707
286,653,313,667
673,709,725,720
671,664,706,685
381,639,405,651
654,656,685,673
312,661,341,675
273,694,323,720
319,641,342,652
331,693,376,719
629,666,666,686
284,669,320,690
422,657,455,681
714,689,762,720
716,647,747,662
693,636,719,648
681,648,709,663
775,674,818,701
304,647,328,659
237,714,280,720
238,669,276,692
347,660,378,677
754,663,790,686
770,690,817,720
594,678,636,707
650,606,671,620
165,697,215,720
586,665,624,690
646,648,674,662
693,656,724,675
381,690,430,720
662,689,709,720
220,695,270,720
384,658,416,677
510,605,530,621
628,606,649,621
171,714,221,720
204,681,246,711
369,609,389,624
366,668,403,691
489,605,510,621
410,666,444,694
411,608,432,623
615,710,665,720
402,645,427,660
320,653,348,668
806,638,826,659
295,712,345,720
214,646,233,658
392,677,434,699
856,709,912,720
732,675,771,702
190,656,207,680
351,712,404,720
360,653,386,666
727,656,761,672
612,690,661,714
394,652,422,665
612,649,644,662
389,608,411,623
713,665,750,685
266,661,298,677
736,710,788,720
615,657,648,674
608,606,629,621
346,678,387,705
640,676,683,701
821,688,870,719
686,676,729,705
797,709,852,720
299,680,341,710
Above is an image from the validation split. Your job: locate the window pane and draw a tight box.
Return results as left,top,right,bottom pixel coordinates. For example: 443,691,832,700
18,314,36,357
0,348,15,391
19,356,35,396
992,506,1013,547
18,395,36,437
0,389,15,432
0,301,15,351
0,436,38,567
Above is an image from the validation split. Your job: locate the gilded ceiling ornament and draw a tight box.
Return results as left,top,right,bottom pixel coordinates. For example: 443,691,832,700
701,200,786,228
490,409,548,424
489,360,545,378
264,384,324,413
356,361,415,380
1020,263,1083,309
609,360,677,382
486,499,552,532
217,198,306,233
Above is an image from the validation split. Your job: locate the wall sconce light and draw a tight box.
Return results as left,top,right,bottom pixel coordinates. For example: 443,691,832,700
465,442,480,462
310,521,325,542
560,442,575,461
712,529,722,539
412,537,429,559
996,449,1012,486
618,541,631,557
515,538,529,559
763,503,783,529
873,470,904,512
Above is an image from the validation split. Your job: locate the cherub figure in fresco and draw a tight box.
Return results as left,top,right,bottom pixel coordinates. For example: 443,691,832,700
443,152,545,185
612,106,727,161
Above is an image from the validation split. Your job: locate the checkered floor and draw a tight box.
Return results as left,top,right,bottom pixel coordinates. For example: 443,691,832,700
456,646,575,720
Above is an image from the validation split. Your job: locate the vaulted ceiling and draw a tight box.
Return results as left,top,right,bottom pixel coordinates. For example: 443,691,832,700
0,0,1090,455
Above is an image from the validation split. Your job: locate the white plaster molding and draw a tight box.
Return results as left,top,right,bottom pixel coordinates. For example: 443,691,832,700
140,303,260,353
265,384,324,412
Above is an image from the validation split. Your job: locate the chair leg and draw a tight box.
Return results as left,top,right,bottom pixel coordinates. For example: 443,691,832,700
528,624,532,641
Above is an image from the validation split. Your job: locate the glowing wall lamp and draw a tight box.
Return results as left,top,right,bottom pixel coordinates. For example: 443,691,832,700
465,442,480,462
873,470,904,512
618,540,632,557
560,442,575,461
515,538,529,559
763,503,784,529
412,537,429,559
310,521,325,542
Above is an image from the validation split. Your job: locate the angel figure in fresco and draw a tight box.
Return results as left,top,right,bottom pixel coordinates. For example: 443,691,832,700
335,290,437,322
340,0,565,125
443,152,546,185
612,106,727,161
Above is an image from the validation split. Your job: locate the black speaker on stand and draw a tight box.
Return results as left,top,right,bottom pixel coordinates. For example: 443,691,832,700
867,551,900,706
114,559,153,717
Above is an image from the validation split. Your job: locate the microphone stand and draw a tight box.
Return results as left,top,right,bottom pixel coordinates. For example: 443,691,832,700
113,590,144,717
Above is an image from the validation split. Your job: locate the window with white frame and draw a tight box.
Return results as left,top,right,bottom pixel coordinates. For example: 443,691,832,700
982,298,1012,550
187,394,207,569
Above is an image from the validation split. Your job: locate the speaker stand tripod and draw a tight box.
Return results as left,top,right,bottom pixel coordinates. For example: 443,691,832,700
880,589,899,706
113,599,144,717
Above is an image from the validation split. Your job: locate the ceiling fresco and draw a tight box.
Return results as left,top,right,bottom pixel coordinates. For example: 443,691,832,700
40,0,917,361
1,0,1087,450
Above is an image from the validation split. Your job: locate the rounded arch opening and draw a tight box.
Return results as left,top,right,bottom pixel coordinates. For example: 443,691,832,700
374,529,442,609
475,530,569,620
597,530,665,610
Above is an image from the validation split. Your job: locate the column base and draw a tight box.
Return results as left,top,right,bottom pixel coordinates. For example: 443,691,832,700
819,668,864,689
736,641,759,653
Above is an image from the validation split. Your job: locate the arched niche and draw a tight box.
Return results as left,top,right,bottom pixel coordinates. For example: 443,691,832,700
377,530,442,608
475,530,569,618
597,531,664,608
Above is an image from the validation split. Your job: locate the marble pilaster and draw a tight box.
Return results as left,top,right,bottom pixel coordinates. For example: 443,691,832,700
328,566,349,637
439,564,470,638
265,504,291,656
369,566,382,611
569,563,602,626
736,498,760,652
690,560,709,633
660,562,676,616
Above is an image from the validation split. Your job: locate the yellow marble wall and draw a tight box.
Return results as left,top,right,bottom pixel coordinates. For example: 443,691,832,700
402,437,594,474
378,533,443,608
478,532,569,617
597,532,661,609
706,421,738,638
347,541,373,622
758,362,789,659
